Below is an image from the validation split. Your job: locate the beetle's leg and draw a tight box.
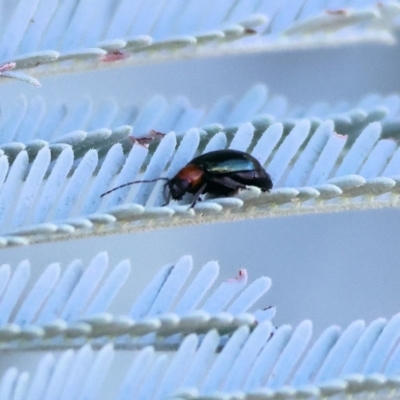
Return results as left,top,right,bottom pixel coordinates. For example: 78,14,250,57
226,189,240,196
211,176,248,191
190,182,207,208
162,182,171,206
234,171,272,192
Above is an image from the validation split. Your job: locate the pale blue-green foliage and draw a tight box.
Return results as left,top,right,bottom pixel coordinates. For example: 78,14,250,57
0,253,273,349
1,0,400,399
0,86,398,247
0,0,399,85
1,254,400,399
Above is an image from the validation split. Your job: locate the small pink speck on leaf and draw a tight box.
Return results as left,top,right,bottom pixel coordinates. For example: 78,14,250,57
101,51,130,63
148,129,166,140
0,62,16,73
226,268,248,284
334,132,348,139
326,9,348,16
130,130,166,148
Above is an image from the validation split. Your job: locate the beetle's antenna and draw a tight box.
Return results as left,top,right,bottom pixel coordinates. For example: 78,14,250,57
100,177,169,197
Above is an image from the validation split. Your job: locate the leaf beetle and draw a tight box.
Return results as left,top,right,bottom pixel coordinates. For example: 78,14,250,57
101,149,273,207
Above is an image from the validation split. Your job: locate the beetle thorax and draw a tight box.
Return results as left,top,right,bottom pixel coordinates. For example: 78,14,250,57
168,164,204,199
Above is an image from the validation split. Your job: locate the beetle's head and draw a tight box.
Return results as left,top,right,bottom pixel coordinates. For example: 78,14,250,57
167,177,190,200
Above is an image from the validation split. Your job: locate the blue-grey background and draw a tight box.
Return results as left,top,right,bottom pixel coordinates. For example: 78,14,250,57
2,38,400,337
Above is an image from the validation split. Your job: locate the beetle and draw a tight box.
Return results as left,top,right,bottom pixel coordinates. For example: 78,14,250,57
100,149,273,207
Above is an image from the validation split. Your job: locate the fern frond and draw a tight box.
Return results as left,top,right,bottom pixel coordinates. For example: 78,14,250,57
0,253,273,350
0,85,398,246
0,0,398,85
4,314,400,399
